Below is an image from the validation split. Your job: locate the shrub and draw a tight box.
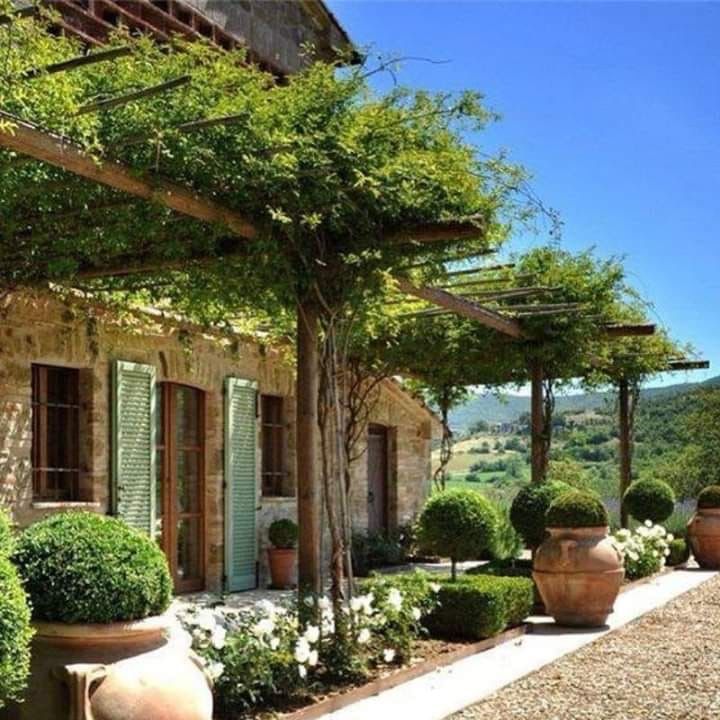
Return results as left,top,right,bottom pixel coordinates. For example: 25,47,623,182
666,537,690,567
490,502,523,561
509,481,571,548
268,519,298,549
424,575,533,640
13,512,172,624
416,489,498,579
623,479,675,523
351,527,410,576
0,552,33,708
0,510,14,558
613,522,670,580
546,491,608,528
698,485,720,510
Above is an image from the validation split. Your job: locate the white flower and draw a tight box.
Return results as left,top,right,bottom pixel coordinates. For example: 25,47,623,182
304,624,320,644
667,533,674,542
211,626,227,650
308,650,319,667
318,596,331,611
430,582,441,593
304,596,316,608
294,637,311,664
195,609,216,632
387,588,403,612
383,648,396,663
298,664,307,679
411,607,422,621
207,661,225,680
644,519,653,527
357,628,371,645
270,636,280,650
253,617,276,637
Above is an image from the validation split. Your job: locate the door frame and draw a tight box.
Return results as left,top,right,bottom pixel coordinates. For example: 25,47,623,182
367,423,392,533
158,381,207,593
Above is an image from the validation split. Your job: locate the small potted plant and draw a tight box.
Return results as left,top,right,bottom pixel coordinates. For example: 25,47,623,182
10,512,212,720
267,518,298,589
533,491,623,627
688,485,720,568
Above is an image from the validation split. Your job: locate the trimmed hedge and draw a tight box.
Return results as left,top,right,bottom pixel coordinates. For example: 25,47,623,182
666,538,690,567
14,512,172,624
424,575,533,640
0,556,33,709
509,481,571,548
268,519,298,549
698,485,720,510
623,479,675,523
546,492,608,528
417,489,498,577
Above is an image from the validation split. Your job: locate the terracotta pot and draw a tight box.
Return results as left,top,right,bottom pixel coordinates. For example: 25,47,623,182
688,508,720,568
268,547,297,589
533,526,624,627
2,615,212,720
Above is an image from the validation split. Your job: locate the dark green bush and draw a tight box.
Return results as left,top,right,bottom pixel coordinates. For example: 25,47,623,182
698,485,720,510
351,527,409,576
666,538,690,567
14,512,172,624
0,556,33,709
268,519,298,549
546,491,608,528
417,489,498,579
623,479,675,523
509,481,571,548
424,575,533,640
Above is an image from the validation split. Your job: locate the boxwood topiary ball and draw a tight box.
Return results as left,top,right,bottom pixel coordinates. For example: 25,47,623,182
509,481,572,548
13,512,172,625
623,479,675,524
546,491,609,529
268,518,299,549
417,488,498,563
697,485,720,510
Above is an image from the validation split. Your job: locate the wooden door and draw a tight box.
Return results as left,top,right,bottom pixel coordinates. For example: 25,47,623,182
367,424,389,533
157,383,205,593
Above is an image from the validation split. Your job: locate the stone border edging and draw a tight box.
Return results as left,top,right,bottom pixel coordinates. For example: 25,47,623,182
279,624,530,720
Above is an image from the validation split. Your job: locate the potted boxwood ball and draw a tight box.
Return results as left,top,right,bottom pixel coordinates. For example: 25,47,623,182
623,478,675,524
10,512,212,720
267,518,298,589
533,492,623,627
688,485,720,569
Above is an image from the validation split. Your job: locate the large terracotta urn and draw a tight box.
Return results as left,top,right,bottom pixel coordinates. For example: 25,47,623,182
688,508,720,569
4,615,212,720
533,526,624,627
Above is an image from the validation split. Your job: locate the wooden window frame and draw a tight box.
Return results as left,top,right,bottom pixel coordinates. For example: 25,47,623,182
261,394,288,497
31,364,81,502
157,382,206,594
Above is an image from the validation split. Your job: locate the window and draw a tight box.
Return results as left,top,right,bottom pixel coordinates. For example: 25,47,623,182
32,365,81,501
261,395,286,496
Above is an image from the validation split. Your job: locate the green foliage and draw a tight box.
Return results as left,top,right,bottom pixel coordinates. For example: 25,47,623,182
666,538,690,567
0,556,33,709
351,527,410,577
424,575,533,640
697,485,720,510
0,510,13,557
268,519,298,549
509,481,571,548
490,501,523,561
623,479,675,523
417,489,498,577
613,523,670,581
545,491,608,528
13,512,172,624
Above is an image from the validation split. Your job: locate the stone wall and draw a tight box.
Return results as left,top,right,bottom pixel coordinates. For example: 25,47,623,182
0,290,436,592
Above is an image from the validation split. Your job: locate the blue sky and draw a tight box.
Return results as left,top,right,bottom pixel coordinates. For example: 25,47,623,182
328,0,720,388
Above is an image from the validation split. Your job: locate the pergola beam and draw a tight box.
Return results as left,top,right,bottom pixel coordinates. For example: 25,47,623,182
394,278,524,338
666,360,710,371
603,323,656,337
22,46,134,80
387,217,486,245
0,110,258,239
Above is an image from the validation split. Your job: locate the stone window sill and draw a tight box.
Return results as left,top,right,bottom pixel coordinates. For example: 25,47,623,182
31,501,102,510
260,495,296,504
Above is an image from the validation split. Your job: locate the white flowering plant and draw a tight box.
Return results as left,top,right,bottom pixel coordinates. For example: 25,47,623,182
178,573,440,717
613,521,672,581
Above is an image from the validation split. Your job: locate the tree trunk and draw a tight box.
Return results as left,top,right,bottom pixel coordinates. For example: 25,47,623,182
618,378,632,528
296,301,322,596
530,358,546,484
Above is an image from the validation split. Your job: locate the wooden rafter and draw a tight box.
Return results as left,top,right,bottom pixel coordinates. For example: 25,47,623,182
666,360,710,371
387,217,485,245
77,75,191,115
22,46,133,80
603,323,656,337
0,110,258,239
394,277,524,338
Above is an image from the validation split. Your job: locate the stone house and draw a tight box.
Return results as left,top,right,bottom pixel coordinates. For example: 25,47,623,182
0,290,439,592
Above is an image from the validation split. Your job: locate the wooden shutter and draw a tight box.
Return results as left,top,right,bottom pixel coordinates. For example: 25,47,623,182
112,360,157,535
225,377,258,592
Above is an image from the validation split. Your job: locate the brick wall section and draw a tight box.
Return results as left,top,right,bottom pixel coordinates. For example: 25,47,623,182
0,290,437,592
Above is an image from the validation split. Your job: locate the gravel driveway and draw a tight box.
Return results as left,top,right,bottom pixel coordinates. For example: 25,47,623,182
452,573,720,720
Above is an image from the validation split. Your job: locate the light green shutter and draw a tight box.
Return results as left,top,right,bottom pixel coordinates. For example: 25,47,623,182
225,377,258,592
112,360,157,535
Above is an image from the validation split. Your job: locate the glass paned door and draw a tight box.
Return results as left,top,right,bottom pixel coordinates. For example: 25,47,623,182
156,383,205,592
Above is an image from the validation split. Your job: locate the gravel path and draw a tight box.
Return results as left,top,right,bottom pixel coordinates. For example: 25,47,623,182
452,573,720,720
